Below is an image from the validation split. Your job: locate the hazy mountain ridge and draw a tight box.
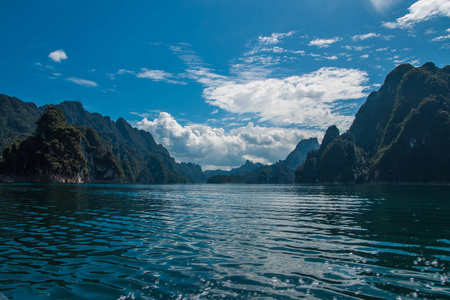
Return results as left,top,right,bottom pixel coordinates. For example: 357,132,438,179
207,138,319,184
204,160,266,178
296,62,450,184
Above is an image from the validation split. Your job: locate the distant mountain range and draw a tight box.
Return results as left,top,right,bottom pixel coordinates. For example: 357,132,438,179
207,138,319,184
296,62,450,184
1,62,448,184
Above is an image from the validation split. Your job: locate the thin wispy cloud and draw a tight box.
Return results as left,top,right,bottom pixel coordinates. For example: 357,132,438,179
343,45,371,51
432,28,450,41
383,0,450,29
258,31,296,45
245,31,296,56
34,62,55,70
48,49,67,62
352,33,381,41
66,77,98,87
117,68,186,84
308,37,342,48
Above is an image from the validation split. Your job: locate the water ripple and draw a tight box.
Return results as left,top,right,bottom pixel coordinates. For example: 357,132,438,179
0,184,449,299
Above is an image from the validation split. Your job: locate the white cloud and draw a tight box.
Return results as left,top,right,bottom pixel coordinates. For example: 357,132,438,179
48,49,68,62
325,55,339,60
309,37,342,48
383,0,450,29
136,112,320,168
231,56,279,80
117,68,186,84
66,77,98,87
258,31,296,45
245,31,296,56
360,54,370,59
352,33,381,41
117,69,135,75
203,67,369,129
343,45,370,51
34,62,55,70
242,155,271,165
137,69,172,80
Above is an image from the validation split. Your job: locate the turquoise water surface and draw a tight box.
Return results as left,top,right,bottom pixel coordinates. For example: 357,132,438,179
0,184,449,299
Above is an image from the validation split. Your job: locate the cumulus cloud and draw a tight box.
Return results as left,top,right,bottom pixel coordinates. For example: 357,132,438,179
136,112,320,169
308,37,342,48
352,33,381,41
48,49,68,62
383,0,450,29
203,67,369,129
66,77,98,87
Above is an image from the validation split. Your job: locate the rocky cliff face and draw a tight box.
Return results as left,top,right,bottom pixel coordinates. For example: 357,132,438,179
296,62,450,184
0,106,90,183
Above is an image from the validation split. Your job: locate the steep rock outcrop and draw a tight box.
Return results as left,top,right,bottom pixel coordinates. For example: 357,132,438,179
296,62,450,184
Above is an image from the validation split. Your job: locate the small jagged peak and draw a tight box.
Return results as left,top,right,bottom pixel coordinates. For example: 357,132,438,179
383,63,414,84
421,62,436,71
295,137,319,149
443,65,450,74
59,100,85,111
116,117,130,127
321,125,340,149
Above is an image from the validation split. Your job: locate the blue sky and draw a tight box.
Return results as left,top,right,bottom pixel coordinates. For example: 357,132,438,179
1,0,449,169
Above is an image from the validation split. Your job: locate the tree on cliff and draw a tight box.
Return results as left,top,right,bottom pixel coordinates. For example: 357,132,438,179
0,106,88,182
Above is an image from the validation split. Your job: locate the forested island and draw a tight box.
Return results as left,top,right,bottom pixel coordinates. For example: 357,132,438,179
1,62,449,184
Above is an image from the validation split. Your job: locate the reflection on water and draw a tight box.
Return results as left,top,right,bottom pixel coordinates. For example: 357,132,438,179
0,184,449,299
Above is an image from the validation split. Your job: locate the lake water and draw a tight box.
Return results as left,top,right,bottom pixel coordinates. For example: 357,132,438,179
0,184,449,299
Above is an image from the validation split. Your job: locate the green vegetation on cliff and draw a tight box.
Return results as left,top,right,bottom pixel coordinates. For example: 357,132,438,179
0,94,43,151
0,106,88,182
0,96,188,183
296,62,450,184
